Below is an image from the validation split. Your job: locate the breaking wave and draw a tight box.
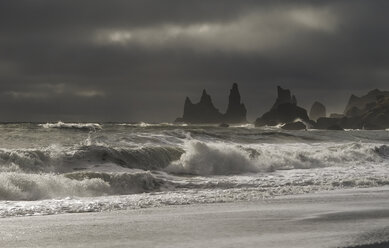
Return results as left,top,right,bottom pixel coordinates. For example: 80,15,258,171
166,141,261,175
69,145,183,170
1,124,389,217
117,122,188,128
0,145,183,172
0,171,388,215
0,171,164,201
166,141,389,175
1,140,388,176
39,121,102,131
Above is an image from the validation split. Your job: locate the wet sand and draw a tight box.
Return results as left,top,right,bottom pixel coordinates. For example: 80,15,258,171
1,187,388,248
343,241,389,248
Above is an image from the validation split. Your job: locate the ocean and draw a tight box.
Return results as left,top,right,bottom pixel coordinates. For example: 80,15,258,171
0,122,388,218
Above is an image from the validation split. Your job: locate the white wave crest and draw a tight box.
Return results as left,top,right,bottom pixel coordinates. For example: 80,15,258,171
0,171,163,201
230,123,255,128
0,145,183,172
166,141,389,176
39,121,102,131
117,122,188,127
166,141,262,175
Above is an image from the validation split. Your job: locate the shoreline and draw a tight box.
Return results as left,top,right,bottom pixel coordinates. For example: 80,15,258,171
1,186,388,248
342,242,389,248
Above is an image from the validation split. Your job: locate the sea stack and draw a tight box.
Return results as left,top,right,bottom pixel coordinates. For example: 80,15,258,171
309,101,326,121
271,86,297,109
176,83,247,124
255,86,310,127
223,83,247,123
179,89,223,124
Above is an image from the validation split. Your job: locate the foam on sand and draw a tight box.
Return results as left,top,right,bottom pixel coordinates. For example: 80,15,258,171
0,187,387,248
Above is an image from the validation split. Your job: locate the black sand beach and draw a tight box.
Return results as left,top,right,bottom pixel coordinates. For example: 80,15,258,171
1,187,388,248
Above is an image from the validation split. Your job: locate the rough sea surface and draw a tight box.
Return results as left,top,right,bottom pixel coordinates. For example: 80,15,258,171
0,122,388,217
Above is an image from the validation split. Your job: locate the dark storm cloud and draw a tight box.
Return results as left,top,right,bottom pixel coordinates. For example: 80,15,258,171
0,0,388,121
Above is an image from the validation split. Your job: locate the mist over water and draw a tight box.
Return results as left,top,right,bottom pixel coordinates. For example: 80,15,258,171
0,122,388,217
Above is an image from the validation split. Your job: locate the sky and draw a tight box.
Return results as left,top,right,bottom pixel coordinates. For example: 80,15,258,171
0,0,388,122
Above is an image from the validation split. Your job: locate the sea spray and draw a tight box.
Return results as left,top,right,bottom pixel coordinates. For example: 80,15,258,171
39,121,102,131
0,171,164,201
0,123,388,217
166,140,389,175
0,145,183,172
166,141,262,175
1,141,387,175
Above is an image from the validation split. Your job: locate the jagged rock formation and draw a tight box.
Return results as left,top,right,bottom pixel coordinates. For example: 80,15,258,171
358,96,389,129
175,83,247,124
176,85,389,129
309,101,326,121
255,86,310,127
344,89,389,117
315,90,389,130
271,86,297,109
224,83,247,123
316,116,364,130
177,89,223,124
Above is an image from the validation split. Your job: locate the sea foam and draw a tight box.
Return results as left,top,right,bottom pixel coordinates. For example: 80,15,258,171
166,141,389,175
166,141,261,175
0,145,183,172
0,124,388,217
39,121,102,131
0,171,163,201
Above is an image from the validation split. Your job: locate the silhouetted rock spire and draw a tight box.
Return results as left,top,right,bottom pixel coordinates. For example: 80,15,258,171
184,97,192,108
309,101,326,121
224,83,247,123
272,86,297,109
178,89,223,124
292,95,297,105
200,89,212,105
176,83,247,124
255,86,309,127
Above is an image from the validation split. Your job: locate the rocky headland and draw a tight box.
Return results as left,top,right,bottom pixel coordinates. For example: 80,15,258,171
315,89,389,130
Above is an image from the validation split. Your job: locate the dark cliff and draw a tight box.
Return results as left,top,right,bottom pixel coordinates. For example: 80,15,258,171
315,89,389,130
344,89,389,117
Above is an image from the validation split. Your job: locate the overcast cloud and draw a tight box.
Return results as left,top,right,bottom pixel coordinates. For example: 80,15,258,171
0,0,388,122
